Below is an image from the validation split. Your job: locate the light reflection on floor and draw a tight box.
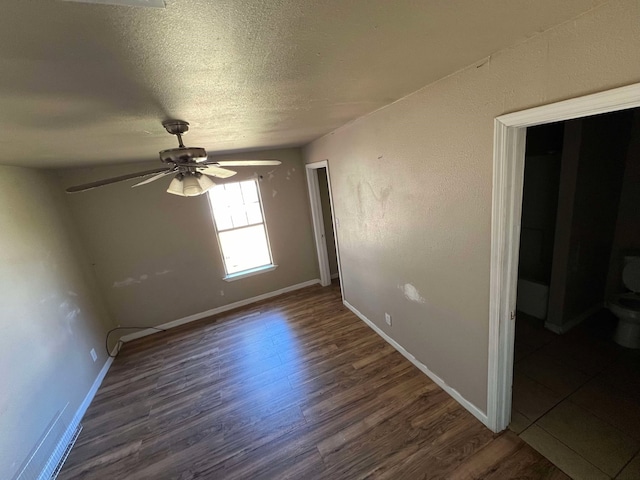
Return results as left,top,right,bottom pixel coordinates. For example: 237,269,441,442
230,309,310,429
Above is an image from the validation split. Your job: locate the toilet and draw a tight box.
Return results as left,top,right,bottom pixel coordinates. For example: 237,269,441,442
608,256,640,349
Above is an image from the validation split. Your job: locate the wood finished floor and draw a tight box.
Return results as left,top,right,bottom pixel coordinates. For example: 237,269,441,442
59,282,568,479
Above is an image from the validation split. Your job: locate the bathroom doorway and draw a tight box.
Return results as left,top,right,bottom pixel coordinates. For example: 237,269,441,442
488,85,640,436
509,107,640,478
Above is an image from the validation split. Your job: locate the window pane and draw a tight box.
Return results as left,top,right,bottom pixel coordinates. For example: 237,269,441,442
230,205,248,228
246,202,263,225
213,208,233,231
210,185,229,210
218,225,271,274
225,182,243,206
208,179,273,275
240,180,259,203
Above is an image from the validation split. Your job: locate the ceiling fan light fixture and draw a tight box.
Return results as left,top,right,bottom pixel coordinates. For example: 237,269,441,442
197,173,216,191
182,175,202,196
167,176,185,196
167,173,216,197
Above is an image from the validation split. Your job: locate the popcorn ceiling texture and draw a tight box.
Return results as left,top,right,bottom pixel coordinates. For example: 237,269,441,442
0,0,609,167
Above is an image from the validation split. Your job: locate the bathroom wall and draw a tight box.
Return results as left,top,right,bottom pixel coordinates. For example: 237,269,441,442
547,111,633,332
516,123,563,320
318,168,339,277
606,109,640,296
518,123,563,284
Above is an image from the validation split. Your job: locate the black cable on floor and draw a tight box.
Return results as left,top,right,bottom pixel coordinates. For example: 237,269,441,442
105,326,166,358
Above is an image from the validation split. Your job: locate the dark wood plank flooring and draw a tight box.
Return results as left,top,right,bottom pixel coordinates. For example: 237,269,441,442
59,282,567,479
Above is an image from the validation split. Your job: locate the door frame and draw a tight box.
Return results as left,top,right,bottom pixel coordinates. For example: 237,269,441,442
306,160,343,293
487,82,640,432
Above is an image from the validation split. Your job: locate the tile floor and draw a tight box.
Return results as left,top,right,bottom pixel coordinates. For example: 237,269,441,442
510,309,640,479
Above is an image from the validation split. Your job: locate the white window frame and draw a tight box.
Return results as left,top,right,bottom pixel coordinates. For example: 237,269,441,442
207,179,277,281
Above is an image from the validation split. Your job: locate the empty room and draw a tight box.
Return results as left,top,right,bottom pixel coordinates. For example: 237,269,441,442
1,1,639,479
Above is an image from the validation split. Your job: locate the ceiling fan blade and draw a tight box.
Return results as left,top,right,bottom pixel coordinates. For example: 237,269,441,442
66,167,173,193
205,160,282,167
197,165,238,178
132,168,176,187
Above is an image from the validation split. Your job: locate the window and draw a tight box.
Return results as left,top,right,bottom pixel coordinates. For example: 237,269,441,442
208,180,275,279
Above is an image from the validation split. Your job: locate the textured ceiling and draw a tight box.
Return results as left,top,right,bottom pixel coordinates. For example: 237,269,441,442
0,0,605,167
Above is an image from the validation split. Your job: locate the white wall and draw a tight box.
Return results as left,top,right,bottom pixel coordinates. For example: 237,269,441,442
304,0,640,411
0,166,112,478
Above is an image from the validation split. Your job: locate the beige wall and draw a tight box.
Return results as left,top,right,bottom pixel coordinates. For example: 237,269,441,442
55,148,318,330
0,166,112,478
304,0,640,411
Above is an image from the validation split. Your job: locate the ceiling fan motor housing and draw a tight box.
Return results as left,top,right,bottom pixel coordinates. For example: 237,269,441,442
159,147,208,164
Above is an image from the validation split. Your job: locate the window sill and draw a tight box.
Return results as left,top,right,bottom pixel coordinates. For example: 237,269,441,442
223,264,278,282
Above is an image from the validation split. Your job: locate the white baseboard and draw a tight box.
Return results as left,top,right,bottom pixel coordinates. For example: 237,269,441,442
38,347,116,480
544,303,603,334
343,300,489,428
120,278,321,343
75,351,115,422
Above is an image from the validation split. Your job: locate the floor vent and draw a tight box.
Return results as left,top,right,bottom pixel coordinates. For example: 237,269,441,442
14,405,69,480
49,423,82,480
14,407,83,480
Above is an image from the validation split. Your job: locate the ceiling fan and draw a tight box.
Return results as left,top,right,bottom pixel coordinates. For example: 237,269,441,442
66,120,282,197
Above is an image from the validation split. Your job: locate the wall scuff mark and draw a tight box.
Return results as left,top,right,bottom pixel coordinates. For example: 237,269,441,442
356,181,392,218
399,283,426,304
113,274,149,288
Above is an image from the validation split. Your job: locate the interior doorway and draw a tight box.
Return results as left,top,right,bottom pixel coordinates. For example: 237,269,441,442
306,161,342,293
488,84,640,477
487,83,640,434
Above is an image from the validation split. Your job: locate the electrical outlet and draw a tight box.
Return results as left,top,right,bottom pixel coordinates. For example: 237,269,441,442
385,313,392,326
90,348,97,362
220,290,225,296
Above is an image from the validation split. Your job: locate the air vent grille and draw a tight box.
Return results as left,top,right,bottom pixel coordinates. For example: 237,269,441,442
49,424,83,480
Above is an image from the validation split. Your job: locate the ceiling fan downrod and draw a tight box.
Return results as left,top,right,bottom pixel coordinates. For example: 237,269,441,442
162,120,190,148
